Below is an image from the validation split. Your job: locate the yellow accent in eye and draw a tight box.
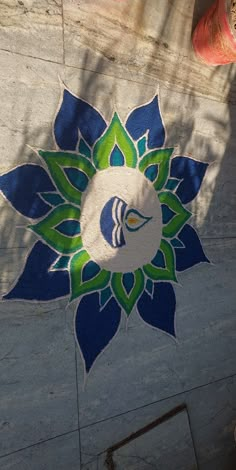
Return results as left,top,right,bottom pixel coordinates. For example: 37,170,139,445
127,217,138,225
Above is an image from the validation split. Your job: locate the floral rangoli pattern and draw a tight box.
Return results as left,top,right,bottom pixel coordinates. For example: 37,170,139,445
0,87,209,375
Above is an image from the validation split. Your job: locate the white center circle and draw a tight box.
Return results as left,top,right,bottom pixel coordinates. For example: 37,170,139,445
80,167,162,273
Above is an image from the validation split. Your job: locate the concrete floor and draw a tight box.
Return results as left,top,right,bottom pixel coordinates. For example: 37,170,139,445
0,0,236,469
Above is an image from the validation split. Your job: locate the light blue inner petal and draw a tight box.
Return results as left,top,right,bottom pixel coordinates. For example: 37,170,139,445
40,192,65,207
145,279,153,295
171,238,185,248
64,167,89,192
152,250,165,268
161,204,175,224
137,136,147,157
78,138,91,159
123,272,134,295
52,255,70,270
55,220,81,237
82,260,100,282
100,286,112,307
144,164,158,182
165,178,180,191
110,145,125,166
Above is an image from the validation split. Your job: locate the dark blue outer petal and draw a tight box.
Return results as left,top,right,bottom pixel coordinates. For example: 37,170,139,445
75,293,121,373
125,95,165,149
170,156,208,204
0,164,55,218
54,89,107,150
137,282,176,337
4,241,70,301
175,224,209,272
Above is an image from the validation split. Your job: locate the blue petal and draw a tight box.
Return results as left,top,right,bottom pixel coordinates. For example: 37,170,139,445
54,89,107,150
137,282,176,337
175,224,209,271
126,96,165,149
0,164,55,218
4,241,70,300
170,156,208,204
75,293,121,373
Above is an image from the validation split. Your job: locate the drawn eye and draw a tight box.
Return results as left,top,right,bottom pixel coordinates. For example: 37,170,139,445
125,209,152,232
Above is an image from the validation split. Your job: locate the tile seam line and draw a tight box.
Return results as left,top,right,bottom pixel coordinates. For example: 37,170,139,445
0,428,79,460
0,48,235,105
79,371,236,430
1,372,235,459
0,48,154,87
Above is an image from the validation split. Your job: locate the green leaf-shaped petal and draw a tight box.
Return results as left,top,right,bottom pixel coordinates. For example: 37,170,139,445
139,148,174,191
93,113,137,170
111,269,144,316
159,191,191,238
38,151,96,205
143,239,176,282
28,204,82,254
70,250,111,301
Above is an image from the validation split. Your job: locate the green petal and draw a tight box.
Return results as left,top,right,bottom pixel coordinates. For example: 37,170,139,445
159,191,191,238
143,239,176,282
139,148,173,191
38,150,96,205
28,204,82,254
111,269,145,316
93,113,137,170
70,250,110,301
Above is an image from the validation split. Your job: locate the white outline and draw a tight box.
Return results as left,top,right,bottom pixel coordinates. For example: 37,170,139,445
0,84,212,379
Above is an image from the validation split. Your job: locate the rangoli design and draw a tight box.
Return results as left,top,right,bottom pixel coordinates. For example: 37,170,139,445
0,87,209,375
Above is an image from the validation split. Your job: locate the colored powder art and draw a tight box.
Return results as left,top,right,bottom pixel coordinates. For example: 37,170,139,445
0,87,209,376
